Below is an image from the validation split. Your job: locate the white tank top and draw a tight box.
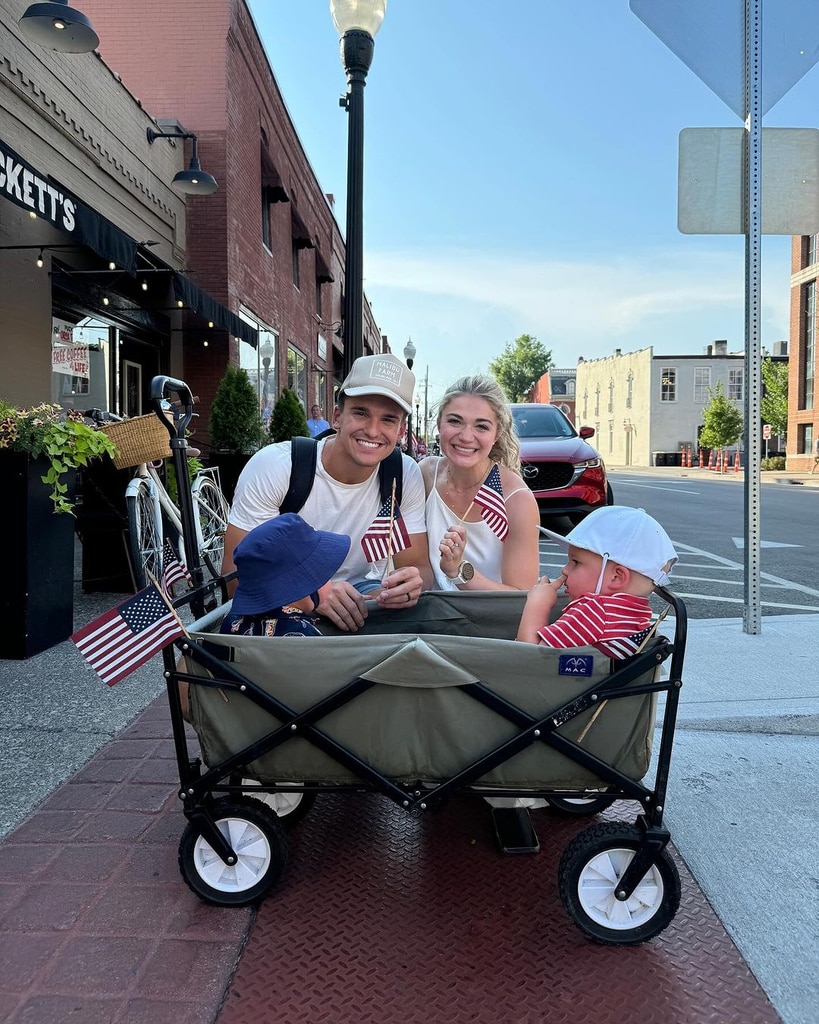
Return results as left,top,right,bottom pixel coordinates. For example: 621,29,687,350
425,459,514,590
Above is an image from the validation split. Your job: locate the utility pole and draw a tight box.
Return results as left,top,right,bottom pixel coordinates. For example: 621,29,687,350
423,365,429,444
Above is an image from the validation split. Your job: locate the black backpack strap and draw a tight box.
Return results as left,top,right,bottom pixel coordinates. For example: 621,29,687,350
378,446,404,506
280,436,318,514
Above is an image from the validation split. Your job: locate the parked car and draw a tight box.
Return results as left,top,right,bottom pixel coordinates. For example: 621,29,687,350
510,403,612,525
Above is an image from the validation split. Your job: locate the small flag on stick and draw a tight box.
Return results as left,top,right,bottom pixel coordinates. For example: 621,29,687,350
361,486,410,564
473,463,508,541
161,538,192,595
72,584,186,686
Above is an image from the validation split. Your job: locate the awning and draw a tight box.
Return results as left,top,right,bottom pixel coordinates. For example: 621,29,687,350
0,136,138,274
291,205,315,250
171,272,258,347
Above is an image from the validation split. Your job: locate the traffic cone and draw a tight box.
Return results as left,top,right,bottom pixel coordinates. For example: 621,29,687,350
715,450,722,472
734,450,740,473
707,449,715,471
683,448,690,468
721,450,729,474
699,448,705,469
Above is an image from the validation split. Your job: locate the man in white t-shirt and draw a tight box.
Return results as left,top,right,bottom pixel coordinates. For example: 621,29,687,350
223,353,432,632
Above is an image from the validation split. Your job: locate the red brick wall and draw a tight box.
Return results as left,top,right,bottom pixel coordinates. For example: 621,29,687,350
81,0,379,437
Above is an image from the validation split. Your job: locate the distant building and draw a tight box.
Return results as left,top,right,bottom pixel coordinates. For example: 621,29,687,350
788,234,819,471
575,341,788,467
529,367,576,422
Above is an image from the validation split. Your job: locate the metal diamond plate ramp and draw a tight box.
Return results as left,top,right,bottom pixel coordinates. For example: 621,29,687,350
216,795,779,1024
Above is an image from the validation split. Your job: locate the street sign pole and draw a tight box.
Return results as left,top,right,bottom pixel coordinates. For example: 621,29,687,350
743,0,763,635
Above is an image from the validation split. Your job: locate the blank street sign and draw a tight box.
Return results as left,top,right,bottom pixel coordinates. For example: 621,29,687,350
678,127,819,234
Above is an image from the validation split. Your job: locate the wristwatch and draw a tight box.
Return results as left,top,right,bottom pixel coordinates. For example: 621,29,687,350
451,560,475,585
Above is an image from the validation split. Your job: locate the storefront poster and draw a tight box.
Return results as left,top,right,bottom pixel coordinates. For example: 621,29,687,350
52,319,89,378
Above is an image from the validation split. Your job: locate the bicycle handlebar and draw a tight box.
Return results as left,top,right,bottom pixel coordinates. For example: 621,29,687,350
150,375,195,443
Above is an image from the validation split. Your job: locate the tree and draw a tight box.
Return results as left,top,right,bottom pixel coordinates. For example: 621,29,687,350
699,381,744,451
488,334,553,401
269,387,310,442
209,365,266,453
761,357,788,439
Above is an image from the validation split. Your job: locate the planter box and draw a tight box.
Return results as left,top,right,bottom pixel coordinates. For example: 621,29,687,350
0,451,76,659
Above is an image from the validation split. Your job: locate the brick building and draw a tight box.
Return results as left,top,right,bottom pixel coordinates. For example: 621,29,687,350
787,234,819,470
81,0,384,433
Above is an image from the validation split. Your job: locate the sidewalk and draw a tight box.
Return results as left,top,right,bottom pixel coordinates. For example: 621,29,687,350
0,580,816,1022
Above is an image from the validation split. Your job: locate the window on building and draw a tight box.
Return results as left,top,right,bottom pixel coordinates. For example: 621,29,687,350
287,346,307,409
798,423,814,455
261,187,272,251
594,385,600,416
661,367,677,402
566,379,575,396
608,420,614,452
315,279,323,320
808,233,819,268
607,379,614,413
291,240,300,289
239,310,278,426
694,367,711,402
582,389,588,420
626,372,633,409
804,280,816,410
728,367,743,401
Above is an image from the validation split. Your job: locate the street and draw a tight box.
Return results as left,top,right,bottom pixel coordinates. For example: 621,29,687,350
539,469,819,618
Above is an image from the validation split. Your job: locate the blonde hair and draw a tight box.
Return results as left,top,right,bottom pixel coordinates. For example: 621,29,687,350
437,374,520,471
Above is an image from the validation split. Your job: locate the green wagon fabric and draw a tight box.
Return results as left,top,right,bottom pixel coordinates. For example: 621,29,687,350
186,592,660,792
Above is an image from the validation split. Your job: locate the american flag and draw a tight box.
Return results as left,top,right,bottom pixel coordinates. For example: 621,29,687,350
161,538,191,595
474,464,508,541
72,585,185,687
360,497,410,563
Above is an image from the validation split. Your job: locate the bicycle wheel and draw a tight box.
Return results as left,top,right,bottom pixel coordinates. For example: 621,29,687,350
192,475,230,577
126,478,163,589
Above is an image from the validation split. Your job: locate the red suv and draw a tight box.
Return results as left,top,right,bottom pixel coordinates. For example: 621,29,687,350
511,404,612,525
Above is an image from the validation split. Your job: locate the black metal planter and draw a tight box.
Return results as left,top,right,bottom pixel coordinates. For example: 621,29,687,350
0,451,76,659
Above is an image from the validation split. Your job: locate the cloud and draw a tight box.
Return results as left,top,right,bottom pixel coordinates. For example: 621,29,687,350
363,243,792,402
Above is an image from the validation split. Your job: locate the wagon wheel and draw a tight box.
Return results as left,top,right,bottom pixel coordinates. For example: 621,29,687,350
558,821,681,945
546,792,617,816
178,796,288,907
241,778,317,828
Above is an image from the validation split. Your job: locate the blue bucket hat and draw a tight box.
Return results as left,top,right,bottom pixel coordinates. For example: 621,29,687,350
231,514,350,615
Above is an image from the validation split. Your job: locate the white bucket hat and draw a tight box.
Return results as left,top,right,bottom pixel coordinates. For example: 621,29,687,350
540,506,678,591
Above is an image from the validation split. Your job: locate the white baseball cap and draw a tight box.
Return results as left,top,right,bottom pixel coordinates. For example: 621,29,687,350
541,506,678,587
339,353,415,414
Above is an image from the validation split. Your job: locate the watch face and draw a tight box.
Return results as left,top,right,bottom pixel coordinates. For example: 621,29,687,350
460,561,475,582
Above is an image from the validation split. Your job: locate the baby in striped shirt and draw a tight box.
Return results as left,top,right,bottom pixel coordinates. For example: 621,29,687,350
516,506,677,659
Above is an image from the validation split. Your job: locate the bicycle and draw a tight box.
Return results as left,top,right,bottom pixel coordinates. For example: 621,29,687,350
89,402,230,592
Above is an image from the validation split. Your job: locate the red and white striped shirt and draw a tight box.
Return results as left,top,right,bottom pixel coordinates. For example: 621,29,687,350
537,593,653,659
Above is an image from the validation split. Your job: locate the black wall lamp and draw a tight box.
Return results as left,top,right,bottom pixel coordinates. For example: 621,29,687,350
18,0,99,53
146,127,218,196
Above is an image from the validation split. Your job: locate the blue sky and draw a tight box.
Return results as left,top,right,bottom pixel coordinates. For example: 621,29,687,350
247,1,819,409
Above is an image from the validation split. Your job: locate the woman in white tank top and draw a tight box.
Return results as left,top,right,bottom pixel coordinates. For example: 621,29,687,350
420,375,540,591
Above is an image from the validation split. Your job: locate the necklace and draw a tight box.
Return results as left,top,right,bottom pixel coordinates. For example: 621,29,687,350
440,460,491,519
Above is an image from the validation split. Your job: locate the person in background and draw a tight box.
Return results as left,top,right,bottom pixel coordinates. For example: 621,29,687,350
306,404,331,438
421,374,539,592
516,505,678,656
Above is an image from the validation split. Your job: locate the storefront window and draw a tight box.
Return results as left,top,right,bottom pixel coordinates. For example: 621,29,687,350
239,310,277,427
50,317,112,413
287,347,307,409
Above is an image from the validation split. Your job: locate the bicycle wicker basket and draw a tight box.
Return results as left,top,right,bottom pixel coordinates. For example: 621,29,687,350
101,414,173,469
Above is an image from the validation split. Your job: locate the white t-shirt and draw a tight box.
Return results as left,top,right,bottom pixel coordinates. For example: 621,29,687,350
229,440,427,584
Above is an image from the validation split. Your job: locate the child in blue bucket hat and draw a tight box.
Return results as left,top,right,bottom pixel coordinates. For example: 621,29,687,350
220,513,351,638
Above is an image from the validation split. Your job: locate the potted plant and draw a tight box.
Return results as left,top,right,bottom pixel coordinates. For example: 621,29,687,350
0,402,116,658
269,387,310,443
208,365,267,502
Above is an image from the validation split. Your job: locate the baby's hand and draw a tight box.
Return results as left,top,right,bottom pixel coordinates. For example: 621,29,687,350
532,572,566,597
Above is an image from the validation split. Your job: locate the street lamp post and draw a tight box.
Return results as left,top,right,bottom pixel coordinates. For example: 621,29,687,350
331,0,387,378
403,338,417,458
